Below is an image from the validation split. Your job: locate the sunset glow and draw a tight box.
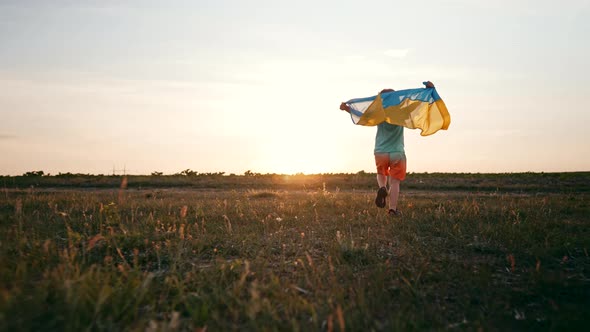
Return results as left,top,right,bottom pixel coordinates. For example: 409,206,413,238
1,1,589,175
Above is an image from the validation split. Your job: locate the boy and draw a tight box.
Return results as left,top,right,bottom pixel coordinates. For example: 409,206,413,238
339,81,435,216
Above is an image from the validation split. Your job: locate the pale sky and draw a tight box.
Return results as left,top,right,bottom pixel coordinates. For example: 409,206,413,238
1,0,589,175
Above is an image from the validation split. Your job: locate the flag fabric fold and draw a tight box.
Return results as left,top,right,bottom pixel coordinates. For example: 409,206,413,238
346,85,450,136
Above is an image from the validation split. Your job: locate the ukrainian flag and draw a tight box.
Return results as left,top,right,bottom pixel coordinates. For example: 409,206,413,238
346,83,450,136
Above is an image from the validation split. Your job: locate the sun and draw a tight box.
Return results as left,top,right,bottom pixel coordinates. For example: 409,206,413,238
253,137,336,175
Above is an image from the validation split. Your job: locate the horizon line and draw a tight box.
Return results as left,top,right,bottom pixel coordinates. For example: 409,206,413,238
3,170,590,177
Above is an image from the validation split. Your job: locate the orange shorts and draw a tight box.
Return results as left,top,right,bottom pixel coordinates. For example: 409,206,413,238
375,152,407,180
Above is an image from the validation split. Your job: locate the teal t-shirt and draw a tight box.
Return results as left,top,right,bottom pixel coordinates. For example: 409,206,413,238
374,122,404,154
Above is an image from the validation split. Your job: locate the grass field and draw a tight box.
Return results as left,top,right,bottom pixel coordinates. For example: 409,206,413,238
0,173,589,331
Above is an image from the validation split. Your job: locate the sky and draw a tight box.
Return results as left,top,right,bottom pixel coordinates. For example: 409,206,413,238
1,0,589,175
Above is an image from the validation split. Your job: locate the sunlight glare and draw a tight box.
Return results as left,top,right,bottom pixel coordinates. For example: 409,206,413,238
254,137,335,175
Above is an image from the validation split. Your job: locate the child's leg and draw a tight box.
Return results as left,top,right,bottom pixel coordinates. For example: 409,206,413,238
376,174,387,188
375,153,389,189
374,153,390,208
387,155,406,212
388,178,400,211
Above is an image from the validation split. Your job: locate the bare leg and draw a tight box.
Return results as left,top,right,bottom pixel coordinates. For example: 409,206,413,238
388,178,400,211
374,173,389,208
376,174,388,188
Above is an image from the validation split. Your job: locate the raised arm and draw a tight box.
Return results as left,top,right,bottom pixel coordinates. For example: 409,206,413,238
341,83,431,114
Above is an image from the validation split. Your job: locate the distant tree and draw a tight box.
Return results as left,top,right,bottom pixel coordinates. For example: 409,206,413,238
151,171,163,176
23,171,44,177
180,169,197,176
244,170,261,177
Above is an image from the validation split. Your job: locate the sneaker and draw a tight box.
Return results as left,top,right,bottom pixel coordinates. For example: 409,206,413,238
375,187,387,208
388,209,402,217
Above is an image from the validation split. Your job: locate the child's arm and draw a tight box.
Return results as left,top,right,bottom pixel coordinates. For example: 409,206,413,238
339,102,351,113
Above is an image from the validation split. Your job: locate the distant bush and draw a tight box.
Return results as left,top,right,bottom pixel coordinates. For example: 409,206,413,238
55,172,93,178
179,169,198,176
23,170,44,177
244,170,261,177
